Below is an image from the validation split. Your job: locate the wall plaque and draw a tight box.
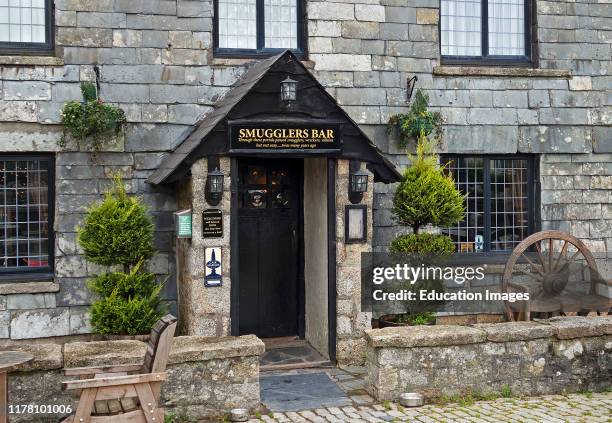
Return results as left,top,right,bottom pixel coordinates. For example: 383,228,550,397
202,209,223,238
229,124,341,153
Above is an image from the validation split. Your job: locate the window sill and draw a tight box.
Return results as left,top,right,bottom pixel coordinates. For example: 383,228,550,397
0,55,64,66
0,280,58,295
433,66,572,78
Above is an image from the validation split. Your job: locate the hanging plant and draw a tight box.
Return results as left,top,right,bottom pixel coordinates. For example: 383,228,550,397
387,89,443,148
59,82,127,151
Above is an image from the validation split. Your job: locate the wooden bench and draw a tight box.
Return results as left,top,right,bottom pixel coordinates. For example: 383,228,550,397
62,314,177,423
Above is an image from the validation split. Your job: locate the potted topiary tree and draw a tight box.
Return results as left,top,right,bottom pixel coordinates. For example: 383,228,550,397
379,133,465,327
78,175,165,336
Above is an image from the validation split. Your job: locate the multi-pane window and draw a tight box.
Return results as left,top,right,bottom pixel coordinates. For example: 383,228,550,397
440,0,530,63
215,0,302,56
441,156,535,253
0,157,53,273
0,0,53,53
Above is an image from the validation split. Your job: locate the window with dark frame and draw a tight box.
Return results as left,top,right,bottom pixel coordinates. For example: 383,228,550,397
0,156,53,275
214,0,304,57
0,0,54,55
440,0,532,65
441,156,536,254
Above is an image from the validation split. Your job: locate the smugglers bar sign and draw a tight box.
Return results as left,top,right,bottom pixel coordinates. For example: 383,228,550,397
229,124,341,154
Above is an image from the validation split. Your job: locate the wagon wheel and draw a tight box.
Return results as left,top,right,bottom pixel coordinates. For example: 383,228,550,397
502,230,610,321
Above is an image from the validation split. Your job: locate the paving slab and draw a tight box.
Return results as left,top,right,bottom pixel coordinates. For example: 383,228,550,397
260,372,352,412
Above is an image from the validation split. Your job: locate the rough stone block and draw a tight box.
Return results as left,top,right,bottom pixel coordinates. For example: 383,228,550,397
308,20,341,37
342,21,379,39
311,54,371,72
308,2,354,21
10,308,70,339
519,126,593,154
177,0,212,17
168,104,212,125
366,325,487,348
445,125,518,153
112,29,143,47
593,127,612,153
6,293,56,310
2,81,51,100
355,4,386,22
336,88,386,106
76,12,127,28
474,322,556,342
416,8,439,24
385,6,416,24
380,23,409,40
408,24,438,42
569,75,592,91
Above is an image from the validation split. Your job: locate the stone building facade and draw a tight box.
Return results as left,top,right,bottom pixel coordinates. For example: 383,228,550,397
0,0,609,364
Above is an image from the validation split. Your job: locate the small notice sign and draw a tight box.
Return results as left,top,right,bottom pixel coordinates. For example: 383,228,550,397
205,247,222,287
202,209,223,238
175,210,192,238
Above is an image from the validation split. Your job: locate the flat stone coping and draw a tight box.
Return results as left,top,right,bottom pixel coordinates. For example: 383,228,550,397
433,66,572,78
64,335,265,369
169,334,265,364
0,55,64,66
366,316,612,348
0,344,62,371
0,281,59,295
366,325,486,348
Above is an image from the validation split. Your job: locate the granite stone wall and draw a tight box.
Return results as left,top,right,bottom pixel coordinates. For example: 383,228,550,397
0,0,609,345
2,334,264,422
335,160,375,364
365,316,612,401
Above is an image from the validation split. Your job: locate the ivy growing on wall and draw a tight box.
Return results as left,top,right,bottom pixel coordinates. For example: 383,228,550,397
59,82,127,151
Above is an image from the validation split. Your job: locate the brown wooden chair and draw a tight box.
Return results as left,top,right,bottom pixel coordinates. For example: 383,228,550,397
62,314,177,423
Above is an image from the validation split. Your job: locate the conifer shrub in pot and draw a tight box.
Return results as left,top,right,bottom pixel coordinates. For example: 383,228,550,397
379,134,465,327
78,175,165,336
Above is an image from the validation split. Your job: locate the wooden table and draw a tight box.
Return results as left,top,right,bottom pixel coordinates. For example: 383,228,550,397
0,351,33,423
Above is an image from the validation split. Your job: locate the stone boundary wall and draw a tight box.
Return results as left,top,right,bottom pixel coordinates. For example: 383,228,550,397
1,334,264,422
365,316,612,401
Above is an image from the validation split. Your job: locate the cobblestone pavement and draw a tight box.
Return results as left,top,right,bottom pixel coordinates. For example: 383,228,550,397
250,392,612,422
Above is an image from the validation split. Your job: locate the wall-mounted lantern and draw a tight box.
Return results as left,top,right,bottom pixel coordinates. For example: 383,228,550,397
206,167,224,206
349,161,369,204
280,76,297,103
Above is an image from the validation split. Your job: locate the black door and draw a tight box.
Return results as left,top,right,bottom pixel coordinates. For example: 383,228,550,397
238,159,301,338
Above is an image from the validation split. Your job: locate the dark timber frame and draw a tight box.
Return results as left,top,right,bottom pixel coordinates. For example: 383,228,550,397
440,154,540,262
440,0,534,66
0,154,55,281
0,0,55,56
213,0,306,59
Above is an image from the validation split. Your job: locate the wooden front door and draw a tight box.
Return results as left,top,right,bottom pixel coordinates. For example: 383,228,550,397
237,159,301,338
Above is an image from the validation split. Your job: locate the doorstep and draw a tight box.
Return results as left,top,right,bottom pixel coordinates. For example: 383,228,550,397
260,338,331,371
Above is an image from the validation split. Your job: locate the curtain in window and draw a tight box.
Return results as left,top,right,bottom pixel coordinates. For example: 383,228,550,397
440,0,482,56
264,0,297,49
488,0,525,56
218,0,257,49
0,0,46,43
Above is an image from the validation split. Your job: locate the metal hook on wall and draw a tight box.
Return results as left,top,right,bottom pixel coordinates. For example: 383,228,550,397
407,75,418,103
